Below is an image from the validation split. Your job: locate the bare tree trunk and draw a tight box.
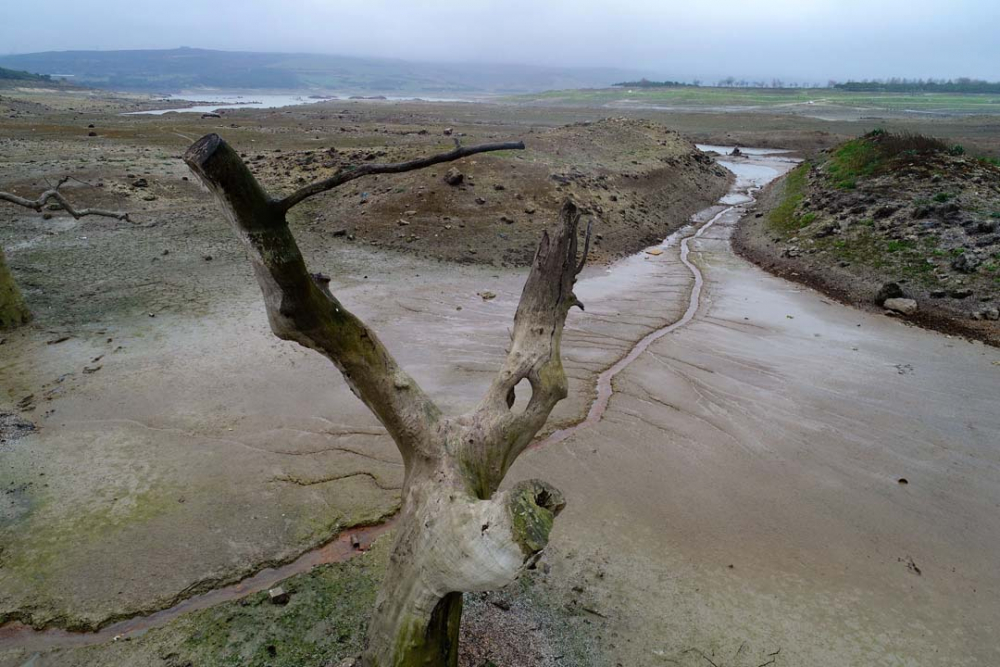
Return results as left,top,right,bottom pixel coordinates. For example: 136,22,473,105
184,133,586,666
0,247,31,329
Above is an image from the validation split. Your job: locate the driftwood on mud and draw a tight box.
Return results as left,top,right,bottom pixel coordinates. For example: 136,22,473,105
0,177,130,221
184,132,589,667
0,178,131,329
276,139,524,211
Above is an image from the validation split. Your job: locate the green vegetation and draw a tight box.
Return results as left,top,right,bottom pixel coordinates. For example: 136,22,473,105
503,86,1000,114
0,247,31,329
65,542,389,667
0,66,50,81
613,78,687,88
933,192,954,203
767,164,811,234
826,130,950,189
834,78,1000,94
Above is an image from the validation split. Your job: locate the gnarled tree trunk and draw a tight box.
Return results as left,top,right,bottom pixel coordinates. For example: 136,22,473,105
184,133,588,666
0,247,31,329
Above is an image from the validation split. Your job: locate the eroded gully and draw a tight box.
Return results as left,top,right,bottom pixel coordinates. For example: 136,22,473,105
0,149,796,653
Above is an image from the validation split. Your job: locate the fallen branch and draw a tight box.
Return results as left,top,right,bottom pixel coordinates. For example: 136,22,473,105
276,140,525,211
0,177,130,221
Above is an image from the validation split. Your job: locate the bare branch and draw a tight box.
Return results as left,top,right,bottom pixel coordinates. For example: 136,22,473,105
277,140,525,212
183,133,444,464
0,181,130,221
459,200,590,497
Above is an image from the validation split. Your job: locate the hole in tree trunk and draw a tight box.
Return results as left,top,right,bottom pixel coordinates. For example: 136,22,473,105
507,377,532,414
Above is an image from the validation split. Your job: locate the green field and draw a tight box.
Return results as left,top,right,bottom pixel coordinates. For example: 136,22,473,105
504,87,1000,115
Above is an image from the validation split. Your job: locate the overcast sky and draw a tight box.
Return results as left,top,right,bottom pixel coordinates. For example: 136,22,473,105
3,0,998,82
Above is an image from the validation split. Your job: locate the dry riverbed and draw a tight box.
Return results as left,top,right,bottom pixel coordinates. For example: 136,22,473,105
2,93,1000,666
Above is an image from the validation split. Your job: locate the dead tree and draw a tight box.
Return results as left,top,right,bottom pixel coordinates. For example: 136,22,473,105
184,133,590,666
0,178,130,328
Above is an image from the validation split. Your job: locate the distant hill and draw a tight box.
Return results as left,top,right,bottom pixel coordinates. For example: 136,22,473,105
0,48,646,94
0,66,52,82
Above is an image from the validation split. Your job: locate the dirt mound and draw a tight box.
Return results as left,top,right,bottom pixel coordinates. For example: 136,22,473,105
735,130,1000,345
248,118,731,266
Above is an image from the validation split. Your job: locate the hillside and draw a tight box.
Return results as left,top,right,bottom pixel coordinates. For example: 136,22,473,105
735,130,1000,344
0,48,646,94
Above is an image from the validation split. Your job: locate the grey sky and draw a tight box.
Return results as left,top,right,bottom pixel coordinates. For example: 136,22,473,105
3,0,998,82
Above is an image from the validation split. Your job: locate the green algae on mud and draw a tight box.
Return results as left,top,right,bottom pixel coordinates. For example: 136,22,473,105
1,535,598,667
0,247,30,329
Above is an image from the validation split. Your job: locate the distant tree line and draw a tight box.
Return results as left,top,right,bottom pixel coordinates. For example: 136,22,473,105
613,78,689,88
612,76,1000,92
0,67,51,81
833,78,1000,94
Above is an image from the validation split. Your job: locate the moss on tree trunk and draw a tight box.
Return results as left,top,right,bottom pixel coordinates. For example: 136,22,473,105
0,247,30,329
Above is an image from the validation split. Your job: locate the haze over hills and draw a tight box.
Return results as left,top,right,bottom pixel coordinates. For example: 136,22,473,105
0,47,648,94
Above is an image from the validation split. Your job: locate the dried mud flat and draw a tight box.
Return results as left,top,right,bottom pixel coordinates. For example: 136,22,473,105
2,93,1000,666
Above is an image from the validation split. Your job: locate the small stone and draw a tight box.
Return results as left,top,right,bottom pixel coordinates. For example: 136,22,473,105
478,291,497,301
443,127,453,136
875,281,905,306
203,255,213,261
132,178,148,188
951,252,980,273
350,534,362,549
332,229,347,237
268,587,290,605
443,167,464,186
950,289,974,299
397,219,410,226
884,298,918,315
475,197,486,205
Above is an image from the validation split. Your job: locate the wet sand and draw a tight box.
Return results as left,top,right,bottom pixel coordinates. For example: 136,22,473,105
513,154,1000,666
3,152,999,666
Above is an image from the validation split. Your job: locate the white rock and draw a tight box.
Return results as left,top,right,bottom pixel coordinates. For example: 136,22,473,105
884,298,918,315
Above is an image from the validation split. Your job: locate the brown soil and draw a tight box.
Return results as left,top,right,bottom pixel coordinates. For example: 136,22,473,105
281,118,730,267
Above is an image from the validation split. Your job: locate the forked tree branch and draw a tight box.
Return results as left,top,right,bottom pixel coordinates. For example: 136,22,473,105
458,201,591,497
184,133,587,482
184,133,475,463
276,140,525,211
0,178,130,221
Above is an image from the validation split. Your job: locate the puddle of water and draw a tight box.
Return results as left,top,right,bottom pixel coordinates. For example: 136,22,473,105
124,92,473,115
123,93,328,116
697,144,793,156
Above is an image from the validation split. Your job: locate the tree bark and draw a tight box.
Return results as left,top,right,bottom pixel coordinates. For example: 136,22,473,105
184,133,585,666
0,247,31,330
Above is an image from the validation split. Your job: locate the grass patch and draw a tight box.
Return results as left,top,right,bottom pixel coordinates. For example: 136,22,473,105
767,164,810,235
826,130,950,190
933,192,953,203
